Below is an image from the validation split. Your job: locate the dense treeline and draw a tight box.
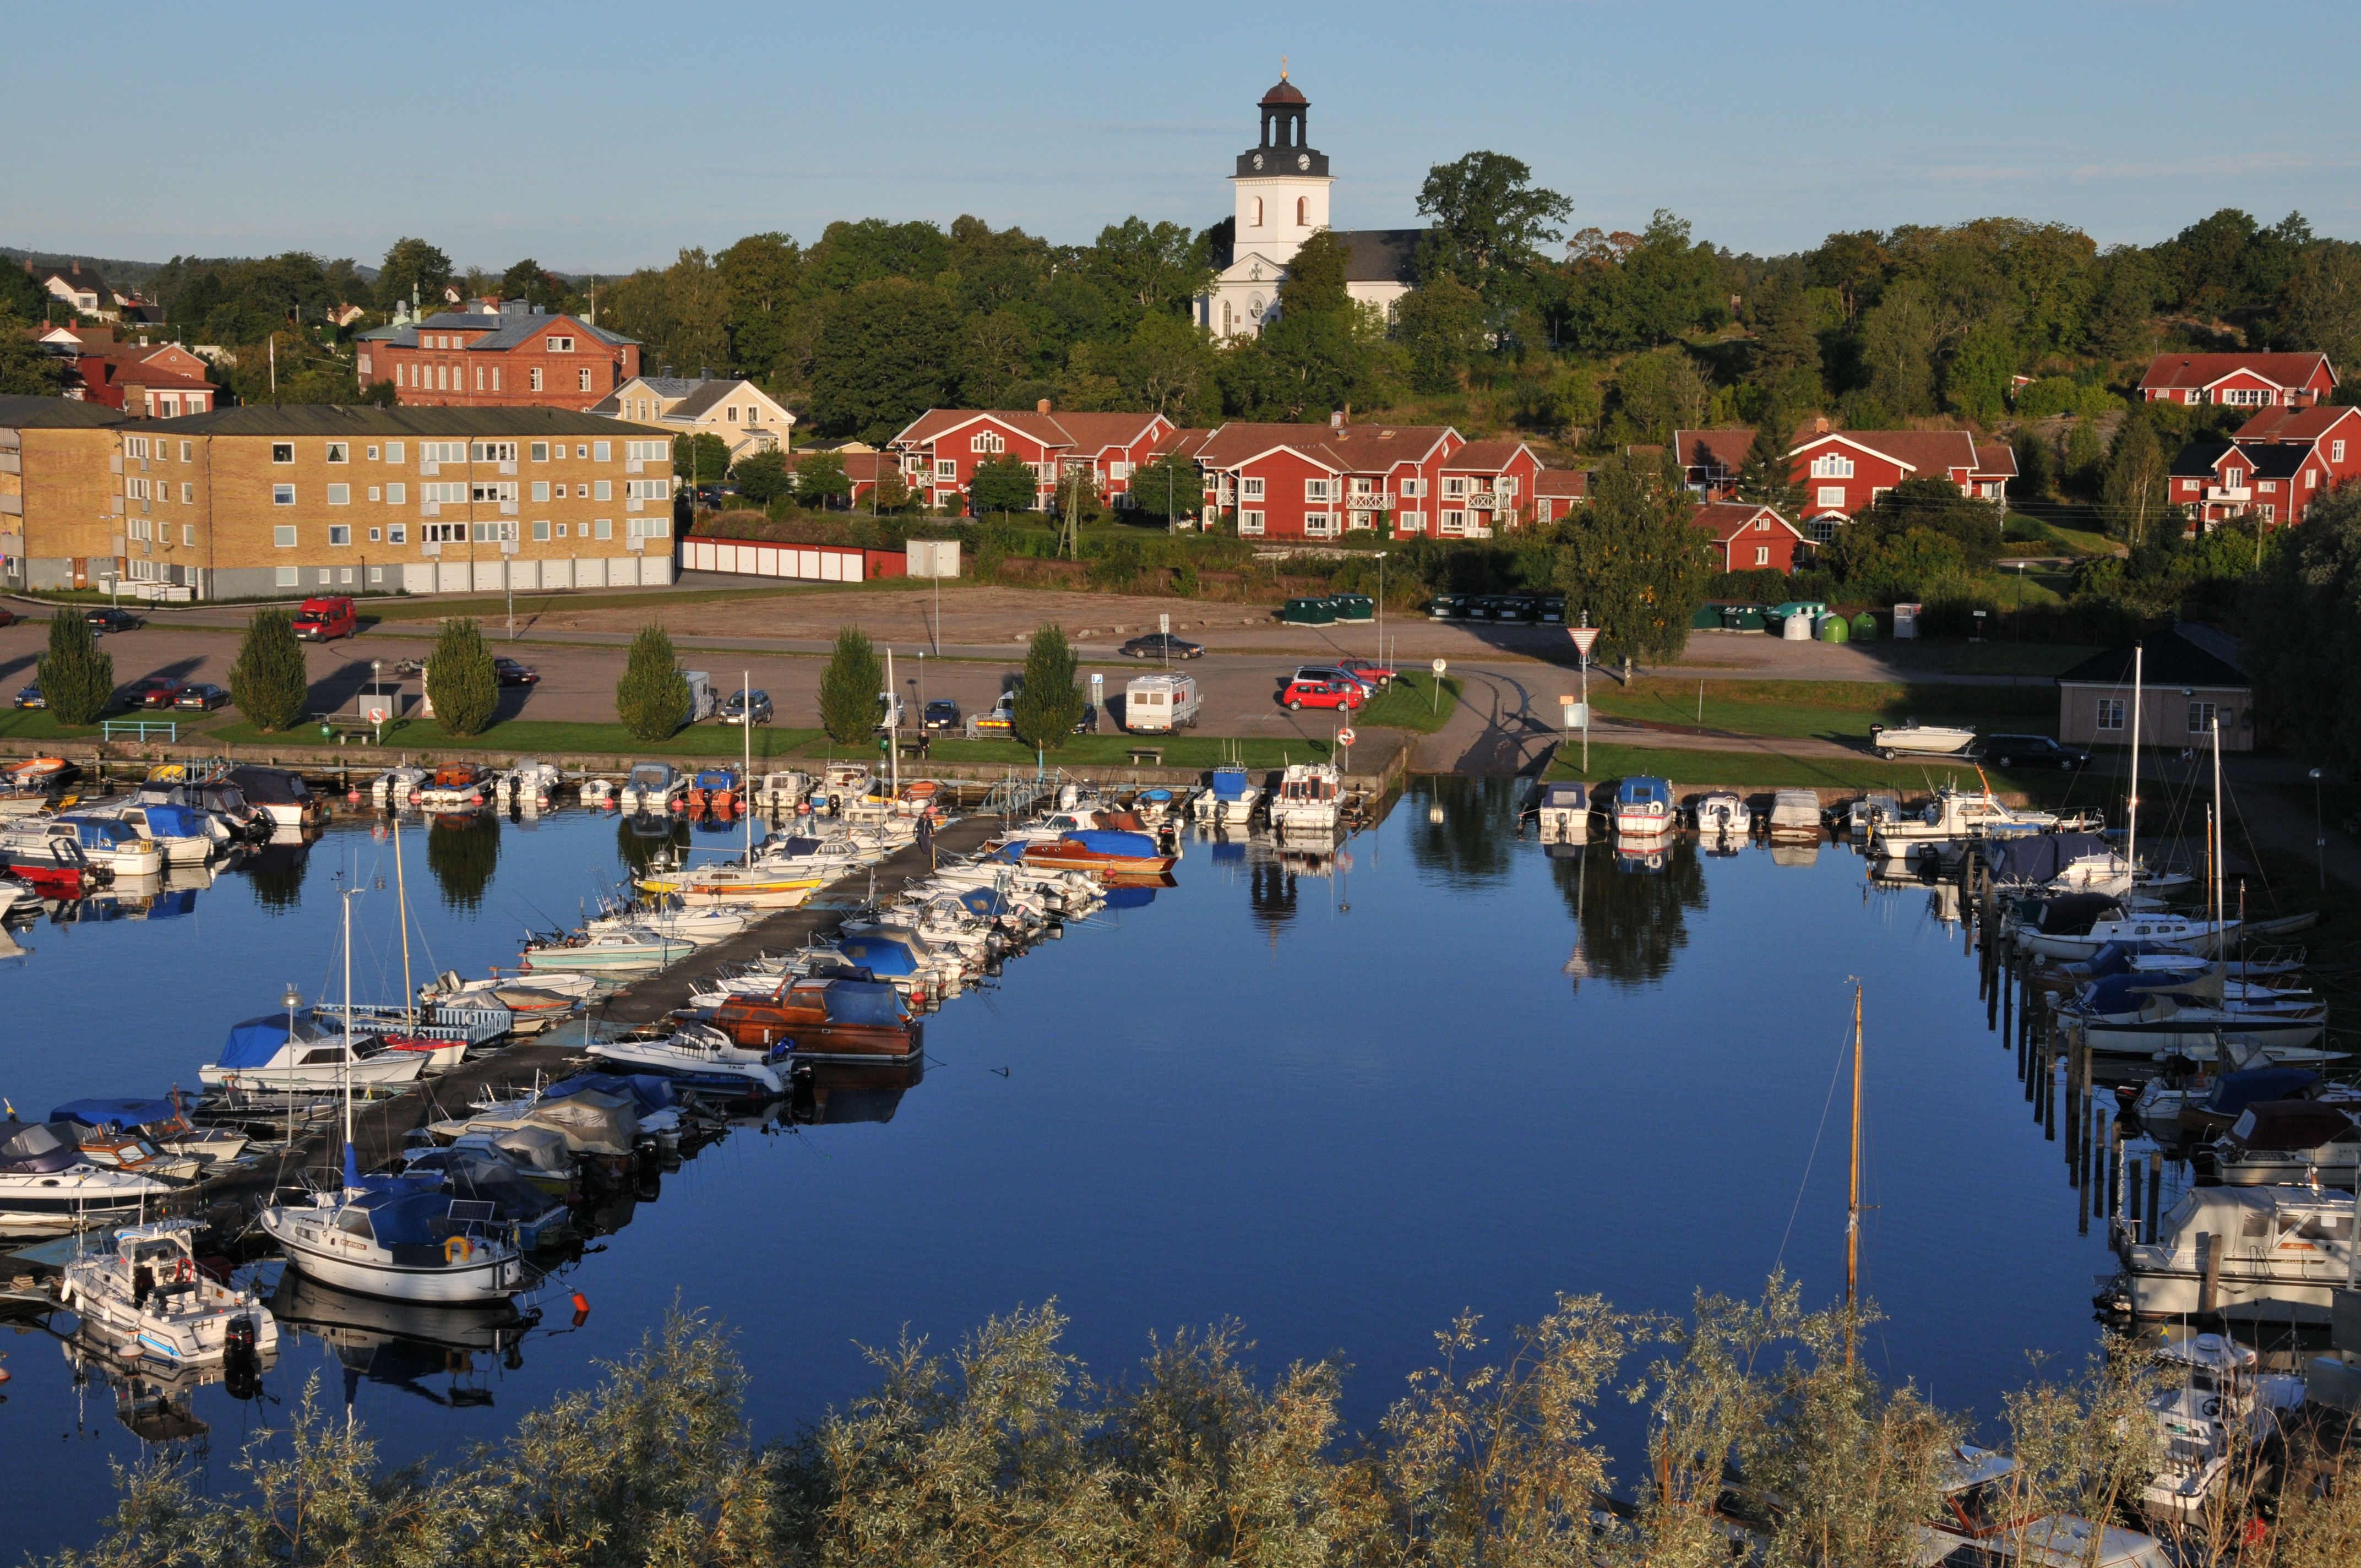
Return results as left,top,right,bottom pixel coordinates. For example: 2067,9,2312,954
46,1289,2361,1568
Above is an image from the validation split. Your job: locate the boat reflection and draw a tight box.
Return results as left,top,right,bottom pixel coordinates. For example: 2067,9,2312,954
269,1268,538,1411
62,1329,276,1442
1547,835,1708,988
792,1057,924,1127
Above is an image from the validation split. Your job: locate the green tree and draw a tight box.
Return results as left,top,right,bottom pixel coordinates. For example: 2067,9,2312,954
818,625,883,744
497,257,574,313
1734,422,1805,515
2063,416,2106,496
602,248,732,378
1830,476,2005,575
1943,318,2017,422
1415,150,1573,319
0,306,66,395
793,449,852,509
1276,230,1353,319
968,452,1038,519
1856,280,1938,415
1012,625,1083,748
809,277,962,442
732,448,792,505
2012,428,2054,500
2275,242,2361,373
1079,216,1217,318
36,606,113,726
1613,351,1711,444
1127,450,1203,525
426,617,498,738
1550,451,1714,663
375,236,452,312
1745,277,1826,411
673,431,731,487
716,231,804,385
614,622,691,742
1393,275,1486,395
2097,416,2175,545
226,607,309,732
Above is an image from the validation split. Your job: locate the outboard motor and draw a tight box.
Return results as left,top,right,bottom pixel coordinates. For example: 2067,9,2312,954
224,1316,262,1400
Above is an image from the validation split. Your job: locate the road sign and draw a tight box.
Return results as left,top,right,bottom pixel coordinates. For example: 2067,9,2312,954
1569,627,1600,657
1336,726,1356,747
366,705,388,725
1159,613,1170,635
1432,657,1447,675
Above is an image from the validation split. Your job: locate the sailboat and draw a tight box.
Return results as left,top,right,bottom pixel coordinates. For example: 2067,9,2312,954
255,885,527,1304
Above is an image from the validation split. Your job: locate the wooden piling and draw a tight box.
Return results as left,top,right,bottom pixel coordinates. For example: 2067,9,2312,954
2146,1161,2163,1245
2199,1231,2221,1315
2128,1157,2144,1227
2044,1049,2058,1141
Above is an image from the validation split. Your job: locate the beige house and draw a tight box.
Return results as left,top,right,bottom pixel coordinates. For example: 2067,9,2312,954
591,375,794,462
2055,625,2254,753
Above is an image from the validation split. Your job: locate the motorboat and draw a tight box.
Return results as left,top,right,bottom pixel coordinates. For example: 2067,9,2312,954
1192,765,1260,825
635,858,825,908
494,758,563,809
197,1011,430,1092
1267,762,1342,834
751,770,810,814
61,801,229,864
1013,829,1178,879
134,775,273,841
0,816,165,879
1693,790,1748,837
1535,781,1591,843
1870,786,2059,868
1986,831,2131,894
705,976,921,1062
1845,792,1901,838
1867,721,1976,759
685,767,741,816
368,763,429,808
47,1119,200,1182
418,969,594,1033
618,761,687,814
60,1218,281,1369
1921,1444,2174,1568
812,762,874,815
225,765,323,827
2208,1101,2361,1186
0,1119,186,1236
266,1268,538,1380
258,1187,528,1303
2114,1184,2357,1321
1613,776,1674,836
827,929,960,1003
0,875,40,920
589,1022,789,1095
519,926,694,972
1765,790,1823,841
586,902,752,944
0,833,112,897
416,761,493,812
2061,973,2330,1059
50,1097,248,1167
580,775,620,809
2136,1332,2304,1522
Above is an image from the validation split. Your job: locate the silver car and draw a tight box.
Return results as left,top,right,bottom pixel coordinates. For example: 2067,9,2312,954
719,688,773,726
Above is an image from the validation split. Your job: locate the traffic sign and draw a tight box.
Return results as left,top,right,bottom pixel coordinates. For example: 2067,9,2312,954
366,705,388,725
1568,627,1600,657
1431,657,1448,675
1336,727,1356,747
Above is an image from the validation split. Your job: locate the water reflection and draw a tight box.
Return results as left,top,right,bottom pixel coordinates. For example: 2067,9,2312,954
425,812,501,911
1408,776,1520,884
244,830,314,912
1547,834,1707,987
614,813,689,875
271,1270,536,1412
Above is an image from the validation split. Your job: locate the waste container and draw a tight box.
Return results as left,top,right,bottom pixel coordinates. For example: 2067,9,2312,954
1818,614,1849,644
1850,611,1879,640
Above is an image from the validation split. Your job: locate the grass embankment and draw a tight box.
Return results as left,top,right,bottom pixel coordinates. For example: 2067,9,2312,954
0,710,104,742
899,736,1341,769
1355,671,1459,732
203,717,826,760
1591,678,2054,744
2004,511,2120,558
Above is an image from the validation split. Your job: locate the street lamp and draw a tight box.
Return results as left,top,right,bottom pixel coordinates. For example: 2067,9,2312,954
1374,551,1388,668
2311,767,2326,890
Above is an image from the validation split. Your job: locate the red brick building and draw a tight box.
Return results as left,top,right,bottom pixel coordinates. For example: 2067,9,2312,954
53,337,217,416
356,300,639,410
1694,501,1805,572
887,405,1175,513
2139,351,2335,409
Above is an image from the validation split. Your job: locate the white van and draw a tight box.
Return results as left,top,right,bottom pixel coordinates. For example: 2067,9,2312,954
1124,673,1200,733
682,670,717,723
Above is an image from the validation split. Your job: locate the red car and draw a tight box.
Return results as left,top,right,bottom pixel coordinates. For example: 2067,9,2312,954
1334,658,1396,689
291,596,356,640
129,676,184,710
1279,678,1366,712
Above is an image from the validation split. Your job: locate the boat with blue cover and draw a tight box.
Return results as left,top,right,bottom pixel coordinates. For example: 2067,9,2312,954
1613,776,1674,836
198,1012,429,1091
259,1185,529,1303
51,1096,248,1166
1010,828,1177,878
1193,765,1260,824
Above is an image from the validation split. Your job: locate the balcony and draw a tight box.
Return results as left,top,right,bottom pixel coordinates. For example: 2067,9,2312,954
2205,486,2252,504
1466,492,1500,509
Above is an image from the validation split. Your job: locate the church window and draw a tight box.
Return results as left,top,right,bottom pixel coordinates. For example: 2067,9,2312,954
1250,197,1263,228
1296,197,1308,226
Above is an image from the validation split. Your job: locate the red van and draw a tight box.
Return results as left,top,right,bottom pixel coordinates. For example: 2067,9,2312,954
290,596,356,641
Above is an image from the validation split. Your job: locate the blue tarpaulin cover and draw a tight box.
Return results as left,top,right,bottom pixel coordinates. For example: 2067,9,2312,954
50,1097,178,1130
2083,973,2199,1013
835,935,922,976
950,887,1000,917
353,1189,460,1246
1068,829,1160,857
822,981,906,1025
1210,767,1251,801
217,1016,293,1069
1989,832,2111,885
136,803,210,840
1617,777,1670,807
2204,1067,2322,1114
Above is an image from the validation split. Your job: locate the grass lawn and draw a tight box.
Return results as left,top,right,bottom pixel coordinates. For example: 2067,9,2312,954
2005,513,2120,558
0,709,104,742
1543,741,2098,800
1356,672,1460,733
1591,678,2055,744
355,578,925,627
866,735,1351,769
200,716,826,761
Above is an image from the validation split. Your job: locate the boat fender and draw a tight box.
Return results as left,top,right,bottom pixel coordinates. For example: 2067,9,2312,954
444,1235,475,1264
571,1291,591,1326
2202,1396,2221,1419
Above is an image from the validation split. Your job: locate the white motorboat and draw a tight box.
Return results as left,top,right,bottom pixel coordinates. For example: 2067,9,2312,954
1867,721,1976,759
369,764,428,807
2208,1101,2361,1186
0,1120,187,1235
1613,776,1675,836
2116,1184,2357,1321
1870,786,2059,866
1192,765,1261,825
635,858,825,909
197,1012,429,1092
588,1023,788,1095
618,761,687,814
1845,792,1901,838
60,1218,281,1368
61,802,228,864
259,1187,528,1303
0,816,165,879
2137,1332,2304,1522
1693,791,1748,837
586,902,753,945
0,878,38,921
519,927,693,972
494,758,563,808
2066,993,2331,1059
1267,762,1342,834
750,770,811,813
1765,790,1823,840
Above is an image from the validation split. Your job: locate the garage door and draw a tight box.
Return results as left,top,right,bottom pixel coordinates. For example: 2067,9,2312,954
578,558,606,589
542,558,572,590
640,553,674,586
437,563,469,594
402,564,436,595
509,560,538,591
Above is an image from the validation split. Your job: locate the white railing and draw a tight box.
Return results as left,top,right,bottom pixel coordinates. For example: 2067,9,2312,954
1467,492,1500,509
2206,486,2252,503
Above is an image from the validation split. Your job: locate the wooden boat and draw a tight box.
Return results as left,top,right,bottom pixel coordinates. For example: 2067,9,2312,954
1017,830,1177,878
704,976,921,1061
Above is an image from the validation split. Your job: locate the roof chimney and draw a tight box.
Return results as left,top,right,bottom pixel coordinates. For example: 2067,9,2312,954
1330,409,1344,428
1037,398,1052,414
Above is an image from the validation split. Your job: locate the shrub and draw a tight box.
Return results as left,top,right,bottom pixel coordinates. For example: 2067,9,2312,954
1012,625,1082,748
614,622,691,742
425,617,497,738
226,608,309,732
35,607,113,725
818,625,882,744
1172,559,1201,597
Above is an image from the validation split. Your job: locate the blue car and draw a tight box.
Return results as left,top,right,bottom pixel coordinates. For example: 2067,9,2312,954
13,684,43,710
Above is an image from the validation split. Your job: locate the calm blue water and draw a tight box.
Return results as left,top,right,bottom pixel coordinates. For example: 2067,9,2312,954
0,778,2112,1551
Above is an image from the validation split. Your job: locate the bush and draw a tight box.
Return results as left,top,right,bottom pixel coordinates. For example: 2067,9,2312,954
731,448,792,505
425,617,498,738
226,607,309,732
35,608,113,726
2012,375,2124,419
1171,559,1201,597
1012,625,1082,748
818,625,883,744
614,622,691,742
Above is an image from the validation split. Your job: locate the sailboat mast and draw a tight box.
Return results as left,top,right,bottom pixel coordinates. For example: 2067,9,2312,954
2126,646,2142,877
2212,714,2225,939
341,885,357,1189
393,813,414,1024
1846,981,1863,1366
744,666,753,861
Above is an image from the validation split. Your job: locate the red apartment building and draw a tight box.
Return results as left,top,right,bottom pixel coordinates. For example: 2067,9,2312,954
1694,502,1805,572
2139,352,2335,409
886,405,1175,512
1180,420,1463,540
356,300,640,410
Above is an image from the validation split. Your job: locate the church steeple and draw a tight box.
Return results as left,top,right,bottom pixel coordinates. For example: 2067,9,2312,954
1238,64,1326,177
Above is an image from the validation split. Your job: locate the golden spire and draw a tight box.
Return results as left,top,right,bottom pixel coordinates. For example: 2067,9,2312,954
1281,55,1288,79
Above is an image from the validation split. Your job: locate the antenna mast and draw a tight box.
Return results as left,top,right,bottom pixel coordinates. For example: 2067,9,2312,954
1846,979,1864,1366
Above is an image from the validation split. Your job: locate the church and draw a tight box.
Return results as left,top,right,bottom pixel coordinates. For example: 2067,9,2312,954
1195,68,1423,340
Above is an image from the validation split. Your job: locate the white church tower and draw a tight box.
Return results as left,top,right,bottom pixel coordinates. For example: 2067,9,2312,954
1198,66,1418,340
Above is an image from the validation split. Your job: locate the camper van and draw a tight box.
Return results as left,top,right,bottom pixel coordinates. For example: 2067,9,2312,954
682,671,717,725
1124,673,1200,733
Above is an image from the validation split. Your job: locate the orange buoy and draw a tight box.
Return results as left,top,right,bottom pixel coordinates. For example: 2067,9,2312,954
570,1292,591,1325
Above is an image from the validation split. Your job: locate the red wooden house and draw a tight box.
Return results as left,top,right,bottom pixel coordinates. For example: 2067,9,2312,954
1787,427,2013,541
1438,439,1545,535
1671,428,1753,497
1693,502,1805,572
1182,420,1462,541
2170,433,2338,529
886,404,1174,513
1532,469,1589,521
2140,352,2335,409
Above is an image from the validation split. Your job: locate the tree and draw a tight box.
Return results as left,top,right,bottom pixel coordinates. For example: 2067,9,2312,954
1830,477,2005,575
376,236,452,312
794,450,852,509
0,306,65,395
226,608,309,732
615,622,691,742
1416,150,1573,318
1012,625,1082,748
1393,275,1486,395
2063,417,2106,496
2248,480,2361,771
1614,351,1711,443
969,453,1037,519
818,626,883,744
1942,319,2017,423
717,231,804,385
2276,242,2361,373
1275,230,1352,320
874,465,914,512
2011,428,2054,500
809,277,962,442
1745,278,1825,410
1734,422,1805,515
732,448,792,505
426,617,498,738
1127,450,1203,525
2097,417,2175,545
36,606,113,726
673,432,731,487
1856,281,1938,415
1080,216,1216,319
497,258,573,313
1551,451,1715,663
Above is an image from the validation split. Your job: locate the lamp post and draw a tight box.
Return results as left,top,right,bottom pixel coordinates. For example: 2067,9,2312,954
1374,551,1388,669
2311,767,2326,890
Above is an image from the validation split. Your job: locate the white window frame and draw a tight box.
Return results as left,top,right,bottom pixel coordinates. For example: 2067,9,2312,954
1241,476,1266,500
530,367,544,391
593,440,611,461
273,524,297,548
275,565,299,587
328,525,351,547
934,459,958,479
324,442,349,464
594,519,613,540
470,519,519,543
1399,477,1425,498
327,483,350,505
270,443,294,465
532,519,552,541
578,367,593,392
387,482,408,504
1397,509,1424,532
387,525,408,545
593,479,612,500
273,483,296,506
423,521,467,543
1238,509,1264,535
1816,486,1847,507
531,481,551,502
1443,476,1468,498
2096,698,2125,732
546,335,574,352
1809,453,1855,479
1304,478,1332,502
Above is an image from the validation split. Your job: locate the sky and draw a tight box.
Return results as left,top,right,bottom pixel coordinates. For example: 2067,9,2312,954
12,0,2361,276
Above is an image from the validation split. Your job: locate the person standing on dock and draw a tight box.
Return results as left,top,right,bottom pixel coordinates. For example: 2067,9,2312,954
917,809,935,869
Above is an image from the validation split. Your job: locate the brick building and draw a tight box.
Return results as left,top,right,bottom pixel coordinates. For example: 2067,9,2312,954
356,300,640,410
0,396,128,592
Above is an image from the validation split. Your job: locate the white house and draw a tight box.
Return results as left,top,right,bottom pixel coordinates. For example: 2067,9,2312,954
591,375,796,461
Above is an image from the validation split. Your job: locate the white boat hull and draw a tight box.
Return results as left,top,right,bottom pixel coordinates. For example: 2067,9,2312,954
260,1210,525,1303
199,1053,427,1091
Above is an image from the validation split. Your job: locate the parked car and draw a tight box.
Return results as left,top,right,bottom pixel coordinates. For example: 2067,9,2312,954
290,596,357,641
493,658,540,687
0,606,18,628
129,676,183,710
1292,665,1375,694
1119,632,1204,660
922,699,962,733
1979,734,2090,770
1279,678,1366,712
718,688,773,725
84,607,140,634
873,692,907,732
1334,658,1396,689
975,695,1016,736
14,684,45,709
172,682,230,711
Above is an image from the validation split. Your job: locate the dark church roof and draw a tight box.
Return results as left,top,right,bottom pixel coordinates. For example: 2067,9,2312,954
1338,230,1422,286
1260,77,1306,106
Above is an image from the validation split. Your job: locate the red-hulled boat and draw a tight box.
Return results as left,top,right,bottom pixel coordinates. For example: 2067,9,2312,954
703,976,921,1061
1015,829,1177,879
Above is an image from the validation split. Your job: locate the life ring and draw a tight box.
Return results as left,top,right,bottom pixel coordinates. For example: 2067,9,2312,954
174,1256,194,1283
444,1235,474,1264
2201,1396,2222,1420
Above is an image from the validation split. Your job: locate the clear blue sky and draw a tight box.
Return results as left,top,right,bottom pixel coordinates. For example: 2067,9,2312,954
15,0,2361,274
